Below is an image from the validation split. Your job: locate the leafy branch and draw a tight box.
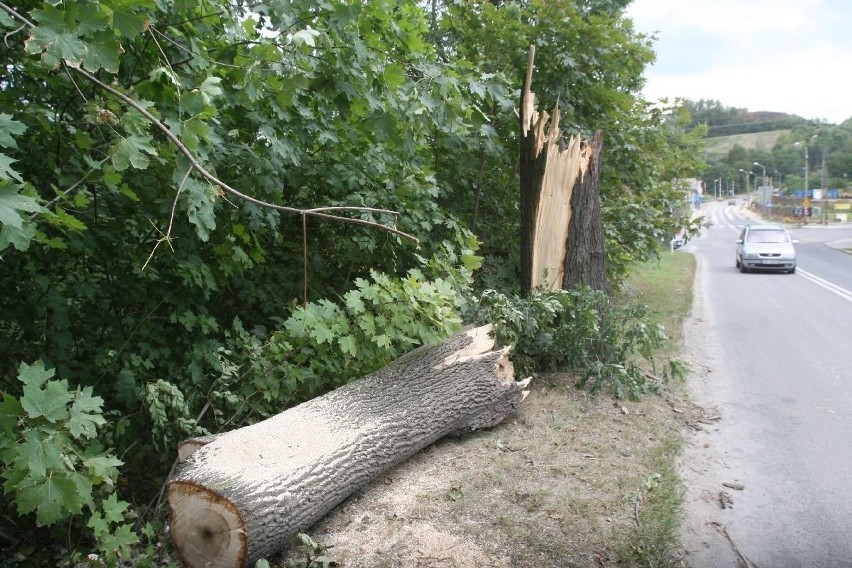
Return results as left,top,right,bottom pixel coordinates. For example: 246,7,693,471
0,1,420,246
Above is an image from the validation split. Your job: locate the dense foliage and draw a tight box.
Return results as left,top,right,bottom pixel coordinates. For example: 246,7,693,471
0,0,703,564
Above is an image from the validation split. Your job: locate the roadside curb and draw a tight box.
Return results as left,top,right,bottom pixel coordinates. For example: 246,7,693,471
825,239,852,253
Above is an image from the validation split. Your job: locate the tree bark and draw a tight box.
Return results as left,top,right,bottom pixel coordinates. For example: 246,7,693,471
166,325,529,568
562,132,609,293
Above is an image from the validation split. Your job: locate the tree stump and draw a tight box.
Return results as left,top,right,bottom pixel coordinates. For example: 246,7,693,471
167,325,529,568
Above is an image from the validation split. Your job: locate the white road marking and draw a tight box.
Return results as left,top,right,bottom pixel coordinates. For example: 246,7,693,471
798,269,852,304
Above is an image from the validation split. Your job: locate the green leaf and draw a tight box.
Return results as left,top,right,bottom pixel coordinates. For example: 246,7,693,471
383,63,406,89
16,430,66,479
0,186,42,227
104,0,153,39
461,252,483,270
52,206,88,233
111,134,157,171
184,178,216,241
67,386,106,439
0,221,37,252
312,322,335,345
15,478,64,524
338,335,358,356
26,9,88,69
0,114,26,148
119,100,156,135
343,291,366,314
0,9,14,27
0,154,23,182
88,509,110,537
20,379,72,423
83,454,123,484
17,361,56,389
83,30,123,74
0,394,23,434
199,76,223,103
76,2,111,34
70,386,104,416
100,522,140,558
181,117,210,151
16,472,87,525
100,492,130,525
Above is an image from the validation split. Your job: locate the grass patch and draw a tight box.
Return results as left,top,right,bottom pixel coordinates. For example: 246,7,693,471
702,129,789,160
618,433,685,566
623,250,696,353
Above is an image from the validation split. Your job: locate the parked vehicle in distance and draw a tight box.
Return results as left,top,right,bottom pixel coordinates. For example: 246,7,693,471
735,224,798,274
728,199,737,206
671,228,688,249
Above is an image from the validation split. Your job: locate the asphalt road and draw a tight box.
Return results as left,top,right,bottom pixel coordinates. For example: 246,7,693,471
678,201,852,568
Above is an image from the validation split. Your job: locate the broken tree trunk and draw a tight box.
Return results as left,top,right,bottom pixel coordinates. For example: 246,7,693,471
518,45,593,294
167,325,529,568
562,131,609,293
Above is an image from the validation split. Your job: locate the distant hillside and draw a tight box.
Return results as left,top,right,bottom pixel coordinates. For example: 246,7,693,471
684,100,807,140
702,130,790,160
704,111,803,137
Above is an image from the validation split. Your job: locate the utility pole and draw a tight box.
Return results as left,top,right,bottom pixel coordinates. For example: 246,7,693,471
821,148,828,224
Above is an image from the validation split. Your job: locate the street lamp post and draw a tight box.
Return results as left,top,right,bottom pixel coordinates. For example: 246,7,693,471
753,162,768,214
795,135,818,219
738,168,753,202
753,161,767,188
820,147,829,224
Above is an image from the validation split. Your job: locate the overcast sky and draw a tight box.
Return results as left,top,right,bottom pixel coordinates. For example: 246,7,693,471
625,0,852,125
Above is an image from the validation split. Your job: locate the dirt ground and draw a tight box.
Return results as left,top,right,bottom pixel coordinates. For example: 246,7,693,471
277,371,713,568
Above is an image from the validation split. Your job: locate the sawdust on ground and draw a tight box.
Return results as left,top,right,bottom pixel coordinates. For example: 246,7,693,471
277,371,712,568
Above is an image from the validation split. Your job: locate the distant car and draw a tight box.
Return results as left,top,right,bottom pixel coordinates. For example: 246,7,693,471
671,228,688,249
728,199,737,206
735,224,798,274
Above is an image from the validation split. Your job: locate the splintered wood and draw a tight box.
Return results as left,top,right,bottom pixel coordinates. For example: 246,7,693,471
520,45,596,292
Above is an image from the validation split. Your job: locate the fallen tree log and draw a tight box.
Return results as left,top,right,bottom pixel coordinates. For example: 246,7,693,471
167,325,529,568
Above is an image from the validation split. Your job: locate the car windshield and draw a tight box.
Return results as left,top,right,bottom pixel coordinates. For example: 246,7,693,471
747,230,789,244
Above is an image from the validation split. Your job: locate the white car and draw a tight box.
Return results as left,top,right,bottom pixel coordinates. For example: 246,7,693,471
735,224,798,274
671,229,688,249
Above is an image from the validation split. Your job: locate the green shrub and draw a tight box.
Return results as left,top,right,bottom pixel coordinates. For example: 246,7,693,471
476,286,680,399
0,362,140,566
202,265,469,426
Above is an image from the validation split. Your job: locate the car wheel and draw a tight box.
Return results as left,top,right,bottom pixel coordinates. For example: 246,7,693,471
735,257,740,268
739,262,747,273
789,267,796,274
